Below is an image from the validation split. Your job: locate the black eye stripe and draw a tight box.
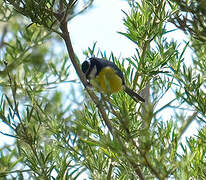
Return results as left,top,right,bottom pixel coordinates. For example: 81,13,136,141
82,60,91,74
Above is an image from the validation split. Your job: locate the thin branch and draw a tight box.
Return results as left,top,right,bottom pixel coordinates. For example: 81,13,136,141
107,160,113,180
0,130,17,138
0,169,31,177
4,62,22,122
131,139,163,180
0,25,7,49
59,21,114,136
68,0,94,21
154,97,177,116
177,111,198,141
100,94,145,179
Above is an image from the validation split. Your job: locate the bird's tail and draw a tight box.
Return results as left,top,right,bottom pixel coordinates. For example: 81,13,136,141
124,86,145,102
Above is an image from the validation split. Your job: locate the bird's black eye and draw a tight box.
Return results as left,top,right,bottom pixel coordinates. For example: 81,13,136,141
81,60,90,74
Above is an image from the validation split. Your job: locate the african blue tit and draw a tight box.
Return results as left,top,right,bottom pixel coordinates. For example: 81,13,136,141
81,57,145,102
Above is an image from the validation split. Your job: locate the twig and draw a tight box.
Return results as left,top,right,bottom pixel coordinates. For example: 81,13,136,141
177,111,198,141
0,130,17,138
59,21,114,136
107,160,113,180
131,139,164,180
4,62,22,122
0,169,31,177
0,25,7,49
100,94,145,179
68,0,94,21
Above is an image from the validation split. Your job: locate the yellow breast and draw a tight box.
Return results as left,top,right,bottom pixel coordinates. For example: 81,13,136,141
96,67,123,94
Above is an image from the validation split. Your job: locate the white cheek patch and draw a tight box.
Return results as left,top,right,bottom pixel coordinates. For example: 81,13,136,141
89,65,97,79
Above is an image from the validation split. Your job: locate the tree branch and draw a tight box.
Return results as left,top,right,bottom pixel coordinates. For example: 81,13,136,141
59,22,114,136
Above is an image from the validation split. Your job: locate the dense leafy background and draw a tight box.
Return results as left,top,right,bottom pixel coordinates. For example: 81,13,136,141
0,0,205,179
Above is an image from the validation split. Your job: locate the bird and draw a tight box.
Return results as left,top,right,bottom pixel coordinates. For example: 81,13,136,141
81,57,145,102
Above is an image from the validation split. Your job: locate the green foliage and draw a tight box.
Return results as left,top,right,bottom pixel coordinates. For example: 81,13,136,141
4,0,77,29
0,0,205,179
170,0,206,42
